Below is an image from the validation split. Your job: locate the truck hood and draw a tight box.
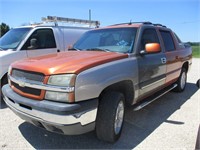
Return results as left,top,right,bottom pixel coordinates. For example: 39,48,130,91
0,50,15,57
11,51,128,75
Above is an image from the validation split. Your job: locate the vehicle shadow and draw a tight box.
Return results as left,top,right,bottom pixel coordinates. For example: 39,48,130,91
18,82,199,149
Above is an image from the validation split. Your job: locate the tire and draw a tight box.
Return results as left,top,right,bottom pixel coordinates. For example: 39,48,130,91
96,91,125,143
173,68,187,92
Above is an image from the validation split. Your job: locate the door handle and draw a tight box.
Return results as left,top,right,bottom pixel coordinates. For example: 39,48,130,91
161,57,166,64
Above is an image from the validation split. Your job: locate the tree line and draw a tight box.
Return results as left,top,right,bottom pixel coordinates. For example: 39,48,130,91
187,42,200,46
0,23,10,37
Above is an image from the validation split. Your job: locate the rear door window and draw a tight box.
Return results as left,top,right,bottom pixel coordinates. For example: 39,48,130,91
160,31,175,51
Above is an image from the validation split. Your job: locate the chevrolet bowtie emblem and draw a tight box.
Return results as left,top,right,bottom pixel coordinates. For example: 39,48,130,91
18,78,26,87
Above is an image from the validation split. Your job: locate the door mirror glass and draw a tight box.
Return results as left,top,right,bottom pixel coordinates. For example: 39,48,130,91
145,43,161,53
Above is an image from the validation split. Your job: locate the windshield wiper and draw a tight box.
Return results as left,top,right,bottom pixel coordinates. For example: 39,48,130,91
68,47,81,51
85,47,111,52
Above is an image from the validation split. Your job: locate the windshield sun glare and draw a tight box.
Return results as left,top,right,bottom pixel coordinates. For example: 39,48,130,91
0,28,31,50
74,28,137,53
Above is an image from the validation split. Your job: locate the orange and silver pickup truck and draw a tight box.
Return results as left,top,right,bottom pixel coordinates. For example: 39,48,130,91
2,22,192,142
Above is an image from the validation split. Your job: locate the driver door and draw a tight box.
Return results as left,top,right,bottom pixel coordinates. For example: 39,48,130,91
137,28,167,99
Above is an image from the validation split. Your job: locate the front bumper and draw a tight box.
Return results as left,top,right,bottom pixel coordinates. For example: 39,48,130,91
2,84,98,135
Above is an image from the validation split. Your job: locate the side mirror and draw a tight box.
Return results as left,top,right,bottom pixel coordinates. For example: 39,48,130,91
140,43,161,55
145,43,161,53
28,38,38,49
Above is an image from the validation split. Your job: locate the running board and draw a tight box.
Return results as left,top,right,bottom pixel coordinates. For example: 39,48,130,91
133,84,177,111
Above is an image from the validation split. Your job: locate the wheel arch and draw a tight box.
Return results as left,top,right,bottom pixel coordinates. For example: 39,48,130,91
182,61,189,73
1,73,8,87
99,80,134,106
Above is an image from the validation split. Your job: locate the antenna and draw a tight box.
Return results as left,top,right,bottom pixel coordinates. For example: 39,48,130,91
89,9,91,27
129,19,132,25
89,9,91,21
41,16,100,28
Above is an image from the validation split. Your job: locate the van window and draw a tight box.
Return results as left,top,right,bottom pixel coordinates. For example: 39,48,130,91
21,29,56,50
140,28,160,50
0,28,31,50
160,31,175,51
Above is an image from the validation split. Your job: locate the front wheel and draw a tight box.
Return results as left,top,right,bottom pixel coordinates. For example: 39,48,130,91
173,68,187,92
95,92,125,143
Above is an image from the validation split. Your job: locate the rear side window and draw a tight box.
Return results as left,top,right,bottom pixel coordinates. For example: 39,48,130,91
173,33,182,43
160,31,175,51
21,29,56,50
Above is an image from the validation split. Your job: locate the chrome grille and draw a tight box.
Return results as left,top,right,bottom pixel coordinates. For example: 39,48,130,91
12,69,45,83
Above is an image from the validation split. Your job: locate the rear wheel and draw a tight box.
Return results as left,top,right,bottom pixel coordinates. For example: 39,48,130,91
96,92,125,143
173,68,187,92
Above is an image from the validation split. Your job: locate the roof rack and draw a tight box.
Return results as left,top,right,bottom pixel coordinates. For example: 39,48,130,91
30,22,44,26
109,21,167,28
41,16,100,28
110,22,152,26
153,23,167,28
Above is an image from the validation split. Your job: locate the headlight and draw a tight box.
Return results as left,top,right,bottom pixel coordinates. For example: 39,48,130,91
45,91,72,102
46,74,76,102
47,74,76,86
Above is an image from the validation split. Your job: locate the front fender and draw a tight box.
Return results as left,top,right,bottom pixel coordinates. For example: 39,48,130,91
0,51,27,80
75,57,138,101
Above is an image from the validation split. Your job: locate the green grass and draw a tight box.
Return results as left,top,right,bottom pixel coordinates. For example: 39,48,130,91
192,45,200,58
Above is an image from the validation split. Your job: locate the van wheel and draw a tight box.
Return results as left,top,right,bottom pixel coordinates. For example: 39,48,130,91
96,92,125,143
173,68,187,92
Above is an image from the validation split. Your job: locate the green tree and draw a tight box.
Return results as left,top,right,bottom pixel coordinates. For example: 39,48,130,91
0,23,10,37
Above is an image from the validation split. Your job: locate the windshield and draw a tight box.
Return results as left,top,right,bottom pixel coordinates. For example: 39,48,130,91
73,27,137,53
0,28,31,50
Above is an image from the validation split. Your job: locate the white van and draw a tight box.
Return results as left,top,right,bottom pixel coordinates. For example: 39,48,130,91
0,16,100,96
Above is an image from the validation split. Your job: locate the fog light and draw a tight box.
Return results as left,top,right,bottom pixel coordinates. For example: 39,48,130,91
45,91,69,102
